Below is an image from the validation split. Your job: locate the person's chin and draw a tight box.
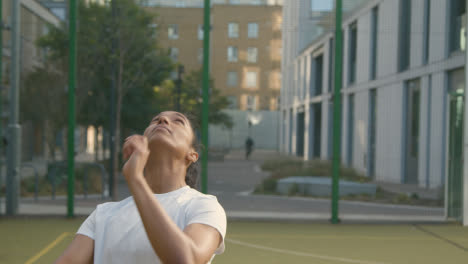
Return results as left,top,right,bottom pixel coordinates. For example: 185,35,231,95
148,134,173,148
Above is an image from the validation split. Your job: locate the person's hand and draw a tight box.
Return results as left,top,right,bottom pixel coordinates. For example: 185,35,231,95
122,135,150,182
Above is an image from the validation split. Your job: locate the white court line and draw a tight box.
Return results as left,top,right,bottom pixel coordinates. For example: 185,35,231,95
226,238,389,264
237,192,443,212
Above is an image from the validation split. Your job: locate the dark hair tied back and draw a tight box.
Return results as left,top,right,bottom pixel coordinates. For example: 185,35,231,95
184,113,202,189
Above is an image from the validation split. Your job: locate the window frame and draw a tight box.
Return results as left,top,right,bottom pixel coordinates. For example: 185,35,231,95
228,23,239,38
168,24,179,40
170,47,179,61
247,47,258,63
227,71,238,87
246,71,257,88
248,23,259,38
347,22,357,85
227,46,238,62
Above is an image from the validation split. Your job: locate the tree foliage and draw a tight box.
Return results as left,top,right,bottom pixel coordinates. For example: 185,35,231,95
22,0,233,168
35,1,173,131
155,69,233,130
20,66,67,159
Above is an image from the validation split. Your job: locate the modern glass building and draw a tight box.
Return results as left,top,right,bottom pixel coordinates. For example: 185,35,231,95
280,0,467,223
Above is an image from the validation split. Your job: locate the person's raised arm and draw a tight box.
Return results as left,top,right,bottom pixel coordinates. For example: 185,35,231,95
122,135,222,264
55,234,94,264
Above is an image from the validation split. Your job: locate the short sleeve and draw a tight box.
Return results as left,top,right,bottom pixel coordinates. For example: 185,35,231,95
77,209,97,240
185,197,227,254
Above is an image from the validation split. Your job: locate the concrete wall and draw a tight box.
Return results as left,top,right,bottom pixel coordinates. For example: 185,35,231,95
209,110,280,150
376,0,398,78
374,83,404,183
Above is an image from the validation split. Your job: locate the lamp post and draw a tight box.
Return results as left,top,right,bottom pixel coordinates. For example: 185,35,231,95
176,65,184,112
6,0,21,215
201,0,211,194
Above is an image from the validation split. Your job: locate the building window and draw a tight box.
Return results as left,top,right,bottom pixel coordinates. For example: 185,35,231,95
398,0,411,72
228,23,239,38
198,48,203,64
404,79,421,184
198,25,204,40
247,95,257,110
328,37,334,93
248,23,259,38
246,71,257,88
449,0,466,53
170,47,179,61
303,57,308,96
149,23,158,39
422,0,430,64
227,46,238,62
227,71,238,86
314,55,323,96
348,22,357,85
347,94,355,167
370,6,378,80
227,96,238,109
41,25,50,62
247,47,258,63
168,24,179,39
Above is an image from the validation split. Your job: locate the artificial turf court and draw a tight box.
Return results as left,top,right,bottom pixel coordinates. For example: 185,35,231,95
1,218,467,264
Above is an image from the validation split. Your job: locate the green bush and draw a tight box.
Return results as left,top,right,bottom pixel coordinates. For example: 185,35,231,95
19,163,105,197
288,183,299,196
261,158,369,183
262,178,277,193
375,186,385,199
393,193,411,204
410,193,419,200
254,178,278,194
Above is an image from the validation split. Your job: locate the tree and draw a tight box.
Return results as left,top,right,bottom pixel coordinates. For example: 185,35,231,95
109,0,172,197
21,66,67,160
35,0,173,199
155,69,233,130
37,2,112,129
31,0,232,199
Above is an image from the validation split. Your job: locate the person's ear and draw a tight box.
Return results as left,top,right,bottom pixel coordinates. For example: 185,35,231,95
186,151,199,164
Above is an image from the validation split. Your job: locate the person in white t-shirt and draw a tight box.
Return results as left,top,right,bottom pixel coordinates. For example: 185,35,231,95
55,111,227,264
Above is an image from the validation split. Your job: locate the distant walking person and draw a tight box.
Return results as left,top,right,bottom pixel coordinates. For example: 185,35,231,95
245,137,254,160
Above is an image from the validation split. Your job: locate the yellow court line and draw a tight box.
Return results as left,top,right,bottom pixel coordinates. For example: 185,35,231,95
24,232,72,264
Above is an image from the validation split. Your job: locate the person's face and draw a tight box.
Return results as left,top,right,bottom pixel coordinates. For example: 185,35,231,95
144,111,195,160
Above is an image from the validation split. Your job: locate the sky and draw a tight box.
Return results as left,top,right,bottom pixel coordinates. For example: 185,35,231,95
310,0,334,12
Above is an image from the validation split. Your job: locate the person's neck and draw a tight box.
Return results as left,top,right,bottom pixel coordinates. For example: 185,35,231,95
143,151,187,194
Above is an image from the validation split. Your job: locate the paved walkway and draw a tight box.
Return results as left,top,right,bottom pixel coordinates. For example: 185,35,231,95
9,149,446,223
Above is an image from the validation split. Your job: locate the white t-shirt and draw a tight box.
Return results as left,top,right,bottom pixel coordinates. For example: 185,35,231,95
77,186,227,264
